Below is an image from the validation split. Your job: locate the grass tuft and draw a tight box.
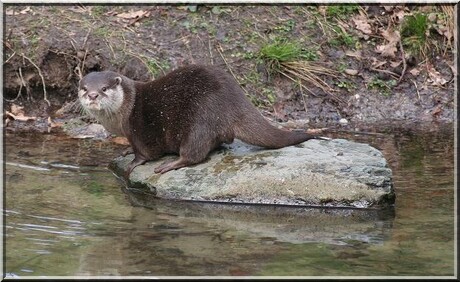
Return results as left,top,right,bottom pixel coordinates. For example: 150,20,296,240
259,40,340,101
401,13,429,57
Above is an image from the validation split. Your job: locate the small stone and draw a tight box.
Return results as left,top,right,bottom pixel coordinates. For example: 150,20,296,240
339,118,349,125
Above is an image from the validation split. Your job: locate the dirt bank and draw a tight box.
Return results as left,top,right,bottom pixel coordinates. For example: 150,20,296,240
3,4,455,134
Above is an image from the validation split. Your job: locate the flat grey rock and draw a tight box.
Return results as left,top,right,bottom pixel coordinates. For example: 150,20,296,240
110,139,395,208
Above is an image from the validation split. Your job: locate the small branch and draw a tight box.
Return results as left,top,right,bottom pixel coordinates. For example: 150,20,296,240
215,42,249,96
21,53,50,107
398,39,407,84
370,67,400,79
411,79,421,103
3,68,25,103
298,79,308,115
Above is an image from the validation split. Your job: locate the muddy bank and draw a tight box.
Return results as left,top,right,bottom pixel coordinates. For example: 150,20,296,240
3,5,455,134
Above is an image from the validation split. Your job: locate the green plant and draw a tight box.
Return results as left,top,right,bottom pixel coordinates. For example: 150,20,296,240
368,77,397,96
335,80,355,91
329,26,357,47
259,40,318,71
146,59,170,77
325,4,360,19
401,13,429,56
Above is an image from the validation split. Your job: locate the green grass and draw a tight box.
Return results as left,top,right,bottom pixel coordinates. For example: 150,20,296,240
368,77,397,96
401,13,429,57
259,40,318,72
328,26,358,48
325,4,360,19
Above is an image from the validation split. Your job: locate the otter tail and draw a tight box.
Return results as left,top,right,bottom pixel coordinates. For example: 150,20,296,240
234,112,317,149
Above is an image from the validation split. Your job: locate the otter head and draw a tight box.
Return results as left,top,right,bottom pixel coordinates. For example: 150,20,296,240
78,71,124,114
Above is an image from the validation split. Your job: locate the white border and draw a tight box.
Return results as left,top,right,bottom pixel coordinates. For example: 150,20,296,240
1,1,458,280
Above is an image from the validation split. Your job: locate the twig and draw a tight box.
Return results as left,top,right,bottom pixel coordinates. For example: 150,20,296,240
398,39,407,84
411,79,421,103
4,68,25,103
298,79,308,115
5,52,16,64
21,54,50,107
208,39,214,65
370,67,400,79
215,42,249,96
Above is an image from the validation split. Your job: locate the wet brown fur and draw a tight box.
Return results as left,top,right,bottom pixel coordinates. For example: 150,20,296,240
79,65,317,176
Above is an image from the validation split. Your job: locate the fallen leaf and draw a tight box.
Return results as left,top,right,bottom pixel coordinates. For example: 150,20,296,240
11,104,25,116
344,69,359,76
390,61,401,68
5,111,37,122
409,68,420,76
116,10,149,19
47,117,63,128
317,6,327,17
382,6,395,12
431,105,443,117
352,15,372,35
111,137,130,146
345,50,362,60
392,9,406,23
371,58,387,68
6,104,37,122
5,9,15,15
427,66,448,86
375,28,400,58
19,7,31,14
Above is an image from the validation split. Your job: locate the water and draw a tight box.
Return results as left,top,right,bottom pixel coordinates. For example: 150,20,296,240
4,124,455,277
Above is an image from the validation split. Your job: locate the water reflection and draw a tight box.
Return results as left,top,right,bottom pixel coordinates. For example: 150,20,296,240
4,124,455,277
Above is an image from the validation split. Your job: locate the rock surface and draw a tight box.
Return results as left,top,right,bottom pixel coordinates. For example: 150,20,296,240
110,139,395,209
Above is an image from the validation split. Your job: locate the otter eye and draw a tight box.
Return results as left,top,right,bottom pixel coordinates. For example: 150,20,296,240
81,86,87,92
101,87,107,92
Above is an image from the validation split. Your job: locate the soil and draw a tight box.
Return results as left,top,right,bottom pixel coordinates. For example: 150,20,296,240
3,4,456,135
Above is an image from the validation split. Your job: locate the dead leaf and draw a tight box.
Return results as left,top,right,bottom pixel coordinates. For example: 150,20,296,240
19,7,31,14
11,104,25,116
390,61,401,68
427,66,448,86
47,117,63,128
5,111,37,122
409,68,421,76
116,10,149,19
352,15,372,35
345,50,362,60
344,69,359,76
431,105,443,117
371,58,387,69
382,6,395,12
317,6,327,17
392,9,406,23
375,28,400,58
5,9,15,15
6,104,37,122
111,137,130,146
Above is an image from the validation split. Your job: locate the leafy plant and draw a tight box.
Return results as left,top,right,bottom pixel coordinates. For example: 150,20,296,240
259,40,338,95
326,4,360,19
401,13,429,57
368,77,397,96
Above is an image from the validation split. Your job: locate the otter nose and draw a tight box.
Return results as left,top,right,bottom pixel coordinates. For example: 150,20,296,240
87,92,99,100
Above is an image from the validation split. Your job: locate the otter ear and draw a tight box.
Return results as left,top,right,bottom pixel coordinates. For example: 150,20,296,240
115,77,122,85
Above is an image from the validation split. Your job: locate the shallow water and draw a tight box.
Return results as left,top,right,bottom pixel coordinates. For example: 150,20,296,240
4,124,455,277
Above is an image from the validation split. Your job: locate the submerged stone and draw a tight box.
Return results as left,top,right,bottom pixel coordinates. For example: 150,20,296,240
110,139,395,208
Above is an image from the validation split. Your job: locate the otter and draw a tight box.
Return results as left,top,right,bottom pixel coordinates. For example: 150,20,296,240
78,65,318,177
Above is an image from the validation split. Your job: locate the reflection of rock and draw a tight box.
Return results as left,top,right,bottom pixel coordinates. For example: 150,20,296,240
111,139,395,209
125,190,395,246
74,190,394,275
